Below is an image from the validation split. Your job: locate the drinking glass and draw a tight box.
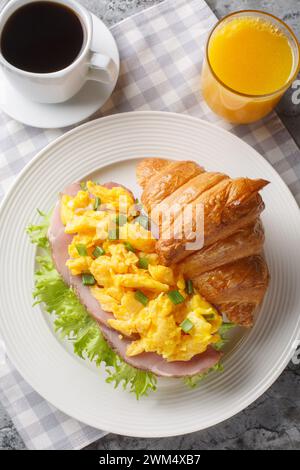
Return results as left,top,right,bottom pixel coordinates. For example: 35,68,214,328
201,10,300,124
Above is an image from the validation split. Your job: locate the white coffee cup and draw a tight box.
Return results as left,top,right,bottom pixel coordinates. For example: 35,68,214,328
0,0,118,103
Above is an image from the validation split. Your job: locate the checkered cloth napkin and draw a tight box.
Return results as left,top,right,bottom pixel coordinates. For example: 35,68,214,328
1,0,300,450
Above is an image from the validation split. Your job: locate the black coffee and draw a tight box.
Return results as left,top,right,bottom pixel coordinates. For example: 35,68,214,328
1,1,84,73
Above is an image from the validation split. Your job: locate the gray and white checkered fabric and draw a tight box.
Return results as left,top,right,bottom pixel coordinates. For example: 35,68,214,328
0,0,300,450
0,362,106,449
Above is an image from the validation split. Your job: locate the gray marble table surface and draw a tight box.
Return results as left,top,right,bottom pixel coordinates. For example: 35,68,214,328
1,0,300,451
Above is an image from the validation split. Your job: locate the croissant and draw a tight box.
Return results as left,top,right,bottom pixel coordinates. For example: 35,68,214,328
193,255,269,327
137,158,270,327
180,219,265,278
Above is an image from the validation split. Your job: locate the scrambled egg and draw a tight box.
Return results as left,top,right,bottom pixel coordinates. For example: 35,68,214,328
62,182,222,362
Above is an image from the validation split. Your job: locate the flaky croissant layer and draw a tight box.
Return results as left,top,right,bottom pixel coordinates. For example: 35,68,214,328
137,158,270,327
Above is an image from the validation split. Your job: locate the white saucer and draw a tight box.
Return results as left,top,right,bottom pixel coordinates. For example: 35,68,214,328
0,14,119,128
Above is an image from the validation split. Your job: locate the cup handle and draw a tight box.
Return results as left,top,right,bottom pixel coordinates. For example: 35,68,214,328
88,51,118,84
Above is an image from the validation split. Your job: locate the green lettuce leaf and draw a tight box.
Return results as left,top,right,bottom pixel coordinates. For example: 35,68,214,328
26,209,51,249
27,210,157,399
183,363,224,388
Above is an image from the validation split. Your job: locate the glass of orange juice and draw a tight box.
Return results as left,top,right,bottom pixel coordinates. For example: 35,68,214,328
201,10,300,124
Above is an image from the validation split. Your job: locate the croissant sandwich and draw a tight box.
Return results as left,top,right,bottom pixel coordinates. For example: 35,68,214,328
26,157,270,398
137,158,270,327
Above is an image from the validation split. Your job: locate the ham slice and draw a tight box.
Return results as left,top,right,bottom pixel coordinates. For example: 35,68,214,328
48,181,221,377
48,182,114,327
101,324,220,377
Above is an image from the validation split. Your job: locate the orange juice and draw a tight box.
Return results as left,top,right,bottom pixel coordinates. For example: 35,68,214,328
201,11,299,123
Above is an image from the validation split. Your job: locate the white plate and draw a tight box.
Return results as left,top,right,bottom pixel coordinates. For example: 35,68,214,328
0,111,300,437
0,14,119,128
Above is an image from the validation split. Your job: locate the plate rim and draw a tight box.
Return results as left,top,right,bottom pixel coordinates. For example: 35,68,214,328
2,110,299,218
0,110,300,437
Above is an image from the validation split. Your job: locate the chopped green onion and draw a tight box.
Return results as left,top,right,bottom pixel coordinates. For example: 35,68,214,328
202,313,215,320
94,197,101,210
168,290,185,305
213,342,224,351
108,228,119,240
185,279,194,295
124,242,135,253
218,322,235,335
82,273,96,286
135,290,149,306
135,215,149,230
75,244,87,256
213,322,236,351
180,318,194,333
80,182,87,191
134,198,139,204
116,214,127,226
93,246,105,258
138,257,149,269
